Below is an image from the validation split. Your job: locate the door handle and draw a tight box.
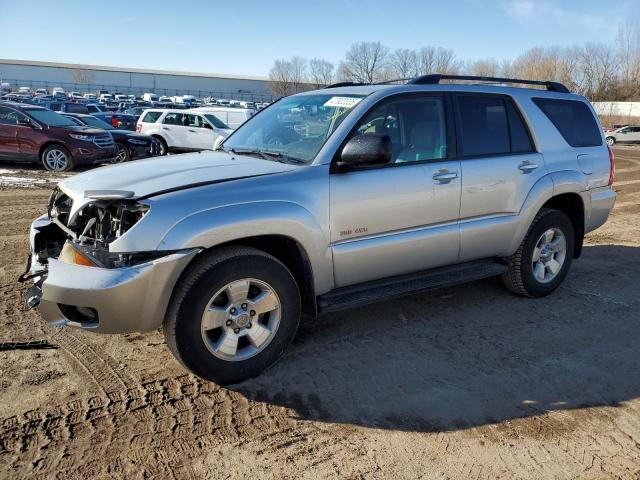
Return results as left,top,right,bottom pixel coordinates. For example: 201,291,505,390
188,129,196,133
432,171,458,182
162,127,169,130
518,162,538,173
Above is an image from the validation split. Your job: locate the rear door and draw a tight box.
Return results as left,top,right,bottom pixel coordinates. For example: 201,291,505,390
455,94,544,261
161,112,187,148
330,93,461,287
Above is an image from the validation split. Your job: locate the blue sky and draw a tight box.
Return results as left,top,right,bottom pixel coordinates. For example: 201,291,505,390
0,0,638,76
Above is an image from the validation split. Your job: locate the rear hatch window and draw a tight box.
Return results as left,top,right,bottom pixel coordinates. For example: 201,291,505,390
140,111,162,123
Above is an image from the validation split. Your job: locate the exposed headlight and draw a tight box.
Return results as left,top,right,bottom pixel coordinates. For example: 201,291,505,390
127,138,147,145
69,133,94,141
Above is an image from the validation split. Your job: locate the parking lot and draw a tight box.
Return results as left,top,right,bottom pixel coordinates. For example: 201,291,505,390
0,147,639,479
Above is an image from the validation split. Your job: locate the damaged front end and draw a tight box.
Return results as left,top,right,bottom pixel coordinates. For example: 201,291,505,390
21,187,199,333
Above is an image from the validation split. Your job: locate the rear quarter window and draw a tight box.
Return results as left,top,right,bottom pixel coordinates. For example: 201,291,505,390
532,98,602,147
141,111,162,123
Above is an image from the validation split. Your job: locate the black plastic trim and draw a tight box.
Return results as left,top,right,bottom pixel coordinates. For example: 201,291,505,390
409,74,570,93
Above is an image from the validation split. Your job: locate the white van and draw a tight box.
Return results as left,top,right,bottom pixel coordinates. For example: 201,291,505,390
191,106,256,130
142,92,159,102
136,108,233,154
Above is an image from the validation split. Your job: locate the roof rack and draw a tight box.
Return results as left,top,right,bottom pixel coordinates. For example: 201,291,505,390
408,74,570,93
324,81,366,89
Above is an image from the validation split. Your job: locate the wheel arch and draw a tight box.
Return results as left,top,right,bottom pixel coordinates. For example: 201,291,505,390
541,193,585,258
39,141,71,161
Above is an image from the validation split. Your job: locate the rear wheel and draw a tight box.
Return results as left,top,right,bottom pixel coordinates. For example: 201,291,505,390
114,143,130,163
502,209,575,297
164,246,301,385
41,144,74,171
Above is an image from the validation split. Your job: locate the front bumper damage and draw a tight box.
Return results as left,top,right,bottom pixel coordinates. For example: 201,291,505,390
22,214,199,334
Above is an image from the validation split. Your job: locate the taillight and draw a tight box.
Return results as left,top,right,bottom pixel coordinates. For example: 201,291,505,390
608,145,615,185
136,124,141,133
111,116,120,128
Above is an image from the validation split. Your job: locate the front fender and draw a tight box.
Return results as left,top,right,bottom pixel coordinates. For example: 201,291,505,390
158,201,334,294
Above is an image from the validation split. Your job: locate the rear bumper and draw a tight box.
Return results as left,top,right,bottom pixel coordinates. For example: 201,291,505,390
585,186,616,233
26,216,199,333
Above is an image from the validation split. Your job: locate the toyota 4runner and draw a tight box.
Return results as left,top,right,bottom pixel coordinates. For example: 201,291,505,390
22,74,616,384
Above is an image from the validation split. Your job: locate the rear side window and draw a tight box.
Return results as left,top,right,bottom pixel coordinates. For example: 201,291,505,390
506,101,534,152
141,111,162,123
457,95,510,156
533,98,601,147
163,113,185,125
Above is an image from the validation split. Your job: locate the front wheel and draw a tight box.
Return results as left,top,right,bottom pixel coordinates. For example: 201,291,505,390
113,143,130,163
41,144,74,171
502,209,575,297
606,136,615,146
164,246,301,385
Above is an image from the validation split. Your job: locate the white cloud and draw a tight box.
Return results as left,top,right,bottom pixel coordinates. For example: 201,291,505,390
502,0,607,32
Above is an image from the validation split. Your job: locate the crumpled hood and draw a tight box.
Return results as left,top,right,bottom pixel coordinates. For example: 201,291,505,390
59,151,297,207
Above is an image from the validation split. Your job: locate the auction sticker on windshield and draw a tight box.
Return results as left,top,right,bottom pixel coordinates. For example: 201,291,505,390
324,96,362,108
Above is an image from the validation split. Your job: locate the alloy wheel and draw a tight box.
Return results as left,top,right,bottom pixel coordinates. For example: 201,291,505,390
201,278,281,361
44,149,69,171
532,228,567,284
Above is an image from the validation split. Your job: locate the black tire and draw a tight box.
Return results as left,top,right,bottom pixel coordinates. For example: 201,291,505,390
113,143,130,163
164,246,301,385
502,208,575,298
606,136,615,146
41,144,74,172
154,136,168,155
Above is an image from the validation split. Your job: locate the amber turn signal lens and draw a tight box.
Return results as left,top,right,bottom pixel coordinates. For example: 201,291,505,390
59,242,97,267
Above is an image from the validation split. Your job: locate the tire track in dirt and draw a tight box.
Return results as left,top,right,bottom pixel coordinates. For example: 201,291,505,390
0,374,308,479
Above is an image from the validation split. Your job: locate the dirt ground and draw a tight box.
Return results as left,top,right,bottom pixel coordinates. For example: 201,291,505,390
0,149,639,480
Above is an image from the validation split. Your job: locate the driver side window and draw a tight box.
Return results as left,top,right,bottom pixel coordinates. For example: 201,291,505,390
352,96,447,164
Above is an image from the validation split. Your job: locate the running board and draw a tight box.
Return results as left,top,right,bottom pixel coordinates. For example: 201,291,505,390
317,259,507,314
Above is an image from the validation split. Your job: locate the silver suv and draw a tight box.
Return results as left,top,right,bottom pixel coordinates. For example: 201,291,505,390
22,74,616,384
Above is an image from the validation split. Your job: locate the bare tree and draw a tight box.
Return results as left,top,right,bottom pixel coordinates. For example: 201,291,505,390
71,68,93,85
309,58,334,88
465,59,501,77
416,47,459,75
389,48,418,79
339,41,390,83
267,57,308,97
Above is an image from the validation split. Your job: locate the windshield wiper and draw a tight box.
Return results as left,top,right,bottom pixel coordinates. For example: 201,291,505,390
227,148,305,164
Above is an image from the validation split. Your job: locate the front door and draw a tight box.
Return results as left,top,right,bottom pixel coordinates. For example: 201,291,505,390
0,106,22,160
330,94,461,287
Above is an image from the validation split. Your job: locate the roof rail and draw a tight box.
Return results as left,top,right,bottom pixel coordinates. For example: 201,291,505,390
324,82,367,89
408,74,571,93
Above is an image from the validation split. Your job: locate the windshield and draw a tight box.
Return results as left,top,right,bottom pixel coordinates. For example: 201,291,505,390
204,114,230,129
25,108,77,127
222,93,365,163
80,115,114,130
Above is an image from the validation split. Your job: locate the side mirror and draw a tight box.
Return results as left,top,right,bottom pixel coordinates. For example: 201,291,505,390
17,118,32,127
338,133,392,169
213,135,225,151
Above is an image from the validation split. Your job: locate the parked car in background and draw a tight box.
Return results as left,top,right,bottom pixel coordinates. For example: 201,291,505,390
158,96,173,103
143,93,159,102
69,92,83,99
86,103,107,113
61,113,160,162
192,106,256,129
35,88,48,96
52,87,65,96
32,100,90,114
124,106,148,121
99,93,114,102
92,111,137,130
0,83,11,94
83,93,98,101
18,87,31,94
0,101,115,170
136,108,232,154
605,125,640,145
